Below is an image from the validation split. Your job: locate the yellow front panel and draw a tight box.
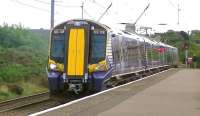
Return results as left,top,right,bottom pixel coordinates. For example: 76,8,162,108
76,29,85,75
67,29,77,75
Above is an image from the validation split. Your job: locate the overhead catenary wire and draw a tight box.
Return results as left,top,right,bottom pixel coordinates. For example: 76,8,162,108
35,0,86,19
11,0,50,12
16,0,113,21
34,0,80,8
12,0,55,14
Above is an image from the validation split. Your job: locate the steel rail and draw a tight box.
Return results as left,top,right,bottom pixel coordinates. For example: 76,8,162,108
0,92,50,112
0,66,172,113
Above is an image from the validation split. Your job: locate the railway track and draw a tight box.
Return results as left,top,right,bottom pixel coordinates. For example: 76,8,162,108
30,68,178,116
0,66,172,116
0,92,50,112
0,91,94,115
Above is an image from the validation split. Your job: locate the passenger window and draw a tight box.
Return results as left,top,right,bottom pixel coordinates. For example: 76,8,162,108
50,33,65,63
90,32,106,63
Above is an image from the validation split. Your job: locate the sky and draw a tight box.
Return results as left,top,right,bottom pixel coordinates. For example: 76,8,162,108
0,0,200,32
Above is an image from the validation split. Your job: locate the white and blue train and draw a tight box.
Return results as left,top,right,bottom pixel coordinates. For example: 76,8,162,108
47,19,178,95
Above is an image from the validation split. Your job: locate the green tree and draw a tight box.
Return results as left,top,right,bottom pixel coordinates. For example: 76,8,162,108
0,25,49,83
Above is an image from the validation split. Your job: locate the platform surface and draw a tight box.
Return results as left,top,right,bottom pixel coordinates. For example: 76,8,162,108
32,69,200,116
98,69,200,116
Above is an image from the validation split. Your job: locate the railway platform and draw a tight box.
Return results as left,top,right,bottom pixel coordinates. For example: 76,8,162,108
30,68,200,116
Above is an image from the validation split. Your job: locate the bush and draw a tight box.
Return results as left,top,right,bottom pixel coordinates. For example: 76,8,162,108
0,25,49,83
7,84,24,95
0,64,28,82
161,30,200,68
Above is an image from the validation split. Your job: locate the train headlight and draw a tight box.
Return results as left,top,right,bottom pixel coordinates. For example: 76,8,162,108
50,63,57,70
88,60,109,73
95,64,105,71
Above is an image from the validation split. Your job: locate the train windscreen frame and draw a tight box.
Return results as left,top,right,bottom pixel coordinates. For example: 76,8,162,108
90,33,106,63
50,33,65,63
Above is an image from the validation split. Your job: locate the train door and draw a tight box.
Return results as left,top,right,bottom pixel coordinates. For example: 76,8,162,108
140,39,147,69
65,25,89,83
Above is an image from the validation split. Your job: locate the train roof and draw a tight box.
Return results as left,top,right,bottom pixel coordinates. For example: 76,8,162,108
111,29,144,42
53,19,177,49
53,19,111,31
118,30,158,45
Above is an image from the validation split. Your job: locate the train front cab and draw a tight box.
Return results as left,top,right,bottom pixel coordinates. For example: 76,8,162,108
47,20,112,94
